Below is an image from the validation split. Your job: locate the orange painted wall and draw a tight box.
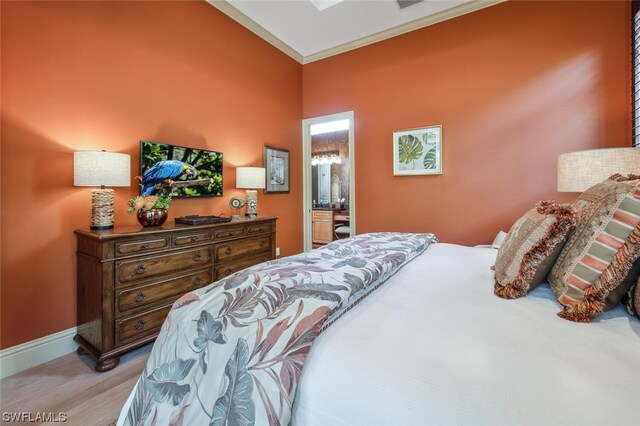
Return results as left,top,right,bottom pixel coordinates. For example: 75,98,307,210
303,1,631,245
0,1,302,349
0,0,632,350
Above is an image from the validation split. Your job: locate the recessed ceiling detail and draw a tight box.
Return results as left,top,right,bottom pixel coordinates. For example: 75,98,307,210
309,0,345,12
206,0,506,64
397,0,425,10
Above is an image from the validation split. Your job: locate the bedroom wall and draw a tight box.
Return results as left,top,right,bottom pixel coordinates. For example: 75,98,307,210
0,1,302,349
303,0,631,245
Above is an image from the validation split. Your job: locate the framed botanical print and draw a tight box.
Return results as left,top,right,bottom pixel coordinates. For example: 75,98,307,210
263,145,290,194
393,125,442,176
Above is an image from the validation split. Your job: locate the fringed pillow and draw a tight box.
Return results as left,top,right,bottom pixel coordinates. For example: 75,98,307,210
624,277,640,320
494,201,576,299
548,174,640,322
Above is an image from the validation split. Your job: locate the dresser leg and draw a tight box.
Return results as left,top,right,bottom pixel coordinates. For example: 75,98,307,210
95,357,120,372
77,346,88,356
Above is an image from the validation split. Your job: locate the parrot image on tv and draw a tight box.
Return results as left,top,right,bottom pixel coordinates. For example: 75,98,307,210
139,160,197,196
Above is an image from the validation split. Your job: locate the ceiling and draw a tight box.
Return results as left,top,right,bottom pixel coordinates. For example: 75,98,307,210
206,0,505,64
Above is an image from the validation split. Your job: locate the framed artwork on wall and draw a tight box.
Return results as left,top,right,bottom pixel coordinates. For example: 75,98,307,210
263,145,290,193
393,125,442,176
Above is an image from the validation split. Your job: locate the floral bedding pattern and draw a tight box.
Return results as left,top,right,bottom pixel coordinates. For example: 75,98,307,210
120,232,437,426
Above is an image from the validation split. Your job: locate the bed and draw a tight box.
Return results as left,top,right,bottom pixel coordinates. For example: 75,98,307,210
118,236,640,426
293,243,640,425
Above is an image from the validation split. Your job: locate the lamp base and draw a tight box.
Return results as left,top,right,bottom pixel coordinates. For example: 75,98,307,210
245,189,258,218
91,224,114,230
91,189,115,229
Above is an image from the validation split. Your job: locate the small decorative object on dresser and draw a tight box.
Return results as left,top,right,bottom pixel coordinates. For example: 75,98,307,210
264,145,290,193
128,194,171,227
393,125,442,176
73,150,131,229
236,167,266,218
74,216,277,371
229,196,245,219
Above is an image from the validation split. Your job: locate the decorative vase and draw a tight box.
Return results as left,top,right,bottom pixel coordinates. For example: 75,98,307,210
137,208,168,227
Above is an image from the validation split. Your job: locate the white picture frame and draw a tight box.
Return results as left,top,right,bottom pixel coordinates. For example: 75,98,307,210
393,125,442,176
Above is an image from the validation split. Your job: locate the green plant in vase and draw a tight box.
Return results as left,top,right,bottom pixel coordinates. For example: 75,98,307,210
128,194,172,227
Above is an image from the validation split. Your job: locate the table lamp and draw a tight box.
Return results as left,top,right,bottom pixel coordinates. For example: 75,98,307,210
557,148,640,192
236,167,266,218
74,150,131,229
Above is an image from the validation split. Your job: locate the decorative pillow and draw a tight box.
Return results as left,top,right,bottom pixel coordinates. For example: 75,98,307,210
548,174,640,322
624,277,640,320
494,201,576,299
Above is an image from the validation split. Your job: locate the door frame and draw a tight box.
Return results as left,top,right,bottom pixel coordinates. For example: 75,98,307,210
301,111,355,251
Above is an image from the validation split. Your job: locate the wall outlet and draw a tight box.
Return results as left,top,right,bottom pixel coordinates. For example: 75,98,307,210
276,247,280,256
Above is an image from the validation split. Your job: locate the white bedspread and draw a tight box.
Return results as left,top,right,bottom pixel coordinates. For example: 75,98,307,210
292,243,640,426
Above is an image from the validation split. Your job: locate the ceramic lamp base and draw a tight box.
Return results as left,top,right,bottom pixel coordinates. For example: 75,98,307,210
245,189,258,218
90,189,114,230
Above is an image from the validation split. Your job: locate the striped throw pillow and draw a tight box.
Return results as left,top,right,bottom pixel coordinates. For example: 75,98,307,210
494,201,576,299
548,174,640,322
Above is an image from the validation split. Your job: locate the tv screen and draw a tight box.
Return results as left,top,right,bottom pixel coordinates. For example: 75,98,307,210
140,141,223,197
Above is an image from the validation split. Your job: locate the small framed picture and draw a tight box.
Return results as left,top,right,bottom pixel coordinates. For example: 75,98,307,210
263,145,290,194
393,125,442,176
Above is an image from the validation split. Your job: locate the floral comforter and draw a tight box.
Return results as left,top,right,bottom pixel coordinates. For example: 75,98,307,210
119,232,437,426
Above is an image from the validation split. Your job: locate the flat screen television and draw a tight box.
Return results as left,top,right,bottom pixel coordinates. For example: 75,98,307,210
140,140,223,197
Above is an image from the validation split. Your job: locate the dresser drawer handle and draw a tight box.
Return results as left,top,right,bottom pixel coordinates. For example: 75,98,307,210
225,247,233,255
225,267,233,276
135,264,146,275
193,277,202,286
134,292,146,303
134,320,146,331
259,240,267,247
193,252,202,262
141,243,150,249
191,236,198,242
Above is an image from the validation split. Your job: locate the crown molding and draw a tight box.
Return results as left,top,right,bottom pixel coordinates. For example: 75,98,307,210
302,0,507,64
205,0,304,63
206,0,506,65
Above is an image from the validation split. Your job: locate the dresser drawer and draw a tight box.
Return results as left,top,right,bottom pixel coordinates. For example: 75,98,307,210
312,210,333,220
246,222,273,235
115,237,169,257
173,232,211,247
116,269,211,314
116,247,212,284
213,226,246,240
116,304,172,345
215,254,271,281
216,236,271,261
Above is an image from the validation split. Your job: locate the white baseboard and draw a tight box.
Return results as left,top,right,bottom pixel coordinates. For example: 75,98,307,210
0,327,78,380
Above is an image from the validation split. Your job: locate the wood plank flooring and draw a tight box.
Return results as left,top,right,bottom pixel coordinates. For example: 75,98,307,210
0,344,151,425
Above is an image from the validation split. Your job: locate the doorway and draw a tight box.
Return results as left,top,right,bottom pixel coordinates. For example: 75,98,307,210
301,111,355,251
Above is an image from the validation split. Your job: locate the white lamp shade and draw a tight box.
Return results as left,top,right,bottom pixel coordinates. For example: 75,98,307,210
74,151,131,187
558,148,640,192
236,167,266,189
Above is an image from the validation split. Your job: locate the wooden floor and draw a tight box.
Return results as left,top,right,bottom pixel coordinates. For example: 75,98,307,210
0,344,151,425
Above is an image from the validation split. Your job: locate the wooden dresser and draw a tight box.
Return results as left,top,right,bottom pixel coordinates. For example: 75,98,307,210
74,216,277,371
